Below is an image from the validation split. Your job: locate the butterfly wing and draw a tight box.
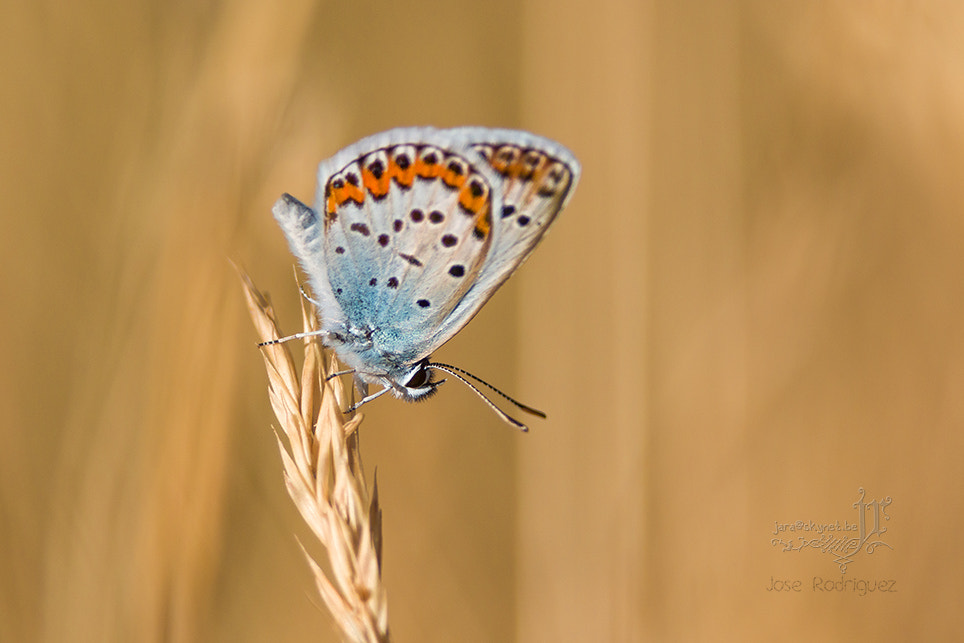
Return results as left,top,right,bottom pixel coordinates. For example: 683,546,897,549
274,128,506,377
421,128,581,354
274,127,579,380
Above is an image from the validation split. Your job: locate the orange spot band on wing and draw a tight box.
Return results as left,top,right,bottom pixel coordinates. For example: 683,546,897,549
442,164,467,190
414,148,443,179
340,182,365,206
519,151,548,182
489,145,521,176
325,185,337,215
458,179,489,216
390,155,415,188
326,179,365,214
362,165,391,198
473,206,492,240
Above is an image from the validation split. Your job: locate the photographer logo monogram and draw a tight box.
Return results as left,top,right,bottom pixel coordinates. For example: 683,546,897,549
767,488,894,595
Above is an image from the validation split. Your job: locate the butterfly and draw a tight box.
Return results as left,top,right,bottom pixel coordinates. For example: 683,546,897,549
271,126,580,430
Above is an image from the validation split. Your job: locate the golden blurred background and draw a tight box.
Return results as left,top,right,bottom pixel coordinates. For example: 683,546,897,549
2,1,963,641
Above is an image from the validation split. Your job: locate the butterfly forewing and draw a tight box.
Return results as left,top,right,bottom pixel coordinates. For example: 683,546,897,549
320,141,496,363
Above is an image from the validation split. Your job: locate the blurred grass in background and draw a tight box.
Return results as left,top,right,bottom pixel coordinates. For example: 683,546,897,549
2,1,963,641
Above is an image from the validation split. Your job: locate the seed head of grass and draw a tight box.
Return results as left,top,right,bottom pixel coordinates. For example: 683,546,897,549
239,269,389,643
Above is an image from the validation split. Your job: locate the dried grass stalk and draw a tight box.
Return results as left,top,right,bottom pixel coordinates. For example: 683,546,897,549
239,270,390,643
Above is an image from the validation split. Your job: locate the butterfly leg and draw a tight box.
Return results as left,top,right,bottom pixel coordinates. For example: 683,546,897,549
353,376,369,400
298,284,322,307
346,384,391,413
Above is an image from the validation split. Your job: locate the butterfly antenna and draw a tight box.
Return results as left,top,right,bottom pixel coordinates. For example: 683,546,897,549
427,362,547,432
427,364,530,432
428,362,547,418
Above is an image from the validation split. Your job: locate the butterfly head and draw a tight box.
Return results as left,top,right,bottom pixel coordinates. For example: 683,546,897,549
380,359,545,431
390,358,445,402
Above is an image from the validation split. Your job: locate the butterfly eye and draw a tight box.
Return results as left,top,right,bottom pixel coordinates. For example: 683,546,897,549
404,365,431,390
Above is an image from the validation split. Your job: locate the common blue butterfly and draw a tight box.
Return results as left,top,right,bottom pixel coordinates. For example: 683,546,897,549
271,127,580,430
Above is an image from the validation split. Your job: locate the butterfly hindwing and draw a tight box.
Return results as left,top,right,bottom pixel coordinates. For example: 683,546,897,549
424,128,580,353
